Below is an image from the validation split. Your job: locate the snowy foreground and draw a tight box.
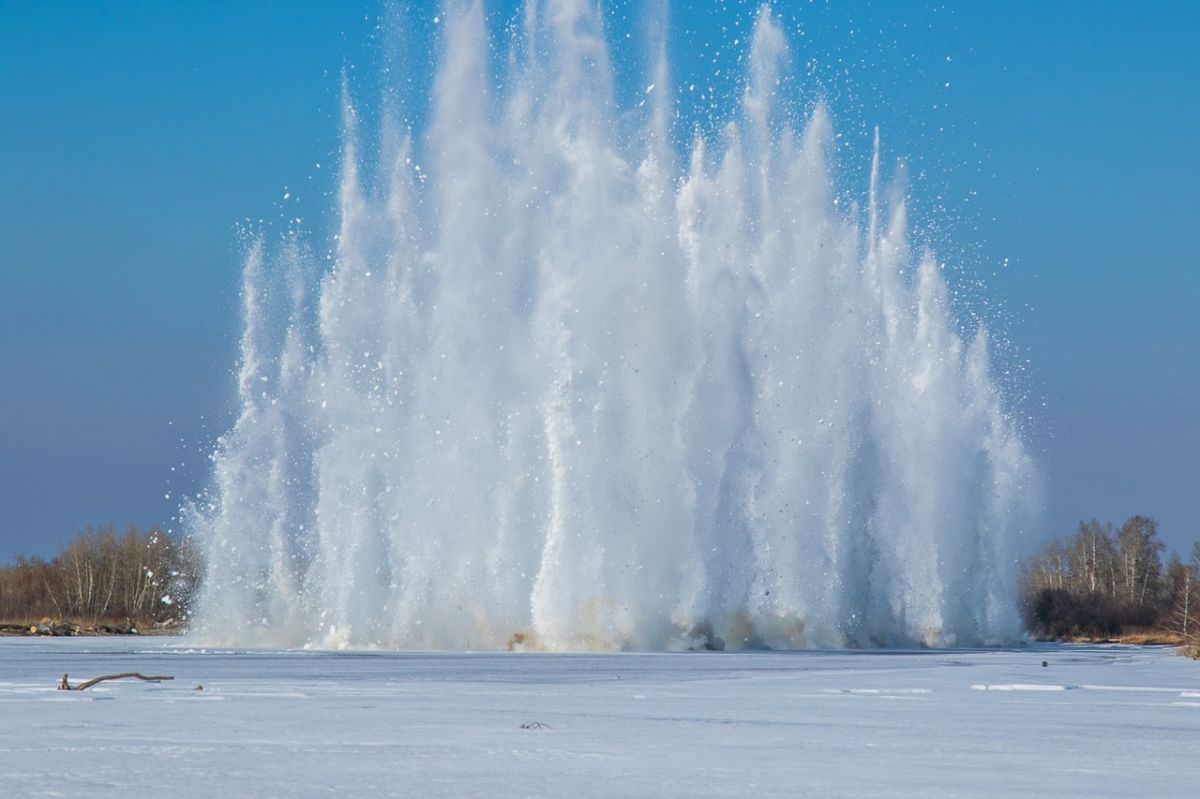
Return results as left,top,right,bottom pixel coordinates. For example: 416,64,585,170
1,640,1196,798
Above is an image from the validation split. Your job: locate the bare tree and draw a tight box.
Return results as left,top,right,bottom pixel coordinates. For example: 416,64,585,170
1116,516,1164,609
1068,519,1116,597
1167,544,1200,654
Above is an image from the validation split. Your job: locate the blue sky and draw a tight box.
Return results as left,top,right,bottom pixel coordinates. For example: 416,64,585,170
1,0,1197,559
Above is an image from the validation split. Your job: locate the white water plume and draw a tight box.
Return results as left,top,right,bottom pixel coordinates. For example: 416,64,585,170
190,2,1038,651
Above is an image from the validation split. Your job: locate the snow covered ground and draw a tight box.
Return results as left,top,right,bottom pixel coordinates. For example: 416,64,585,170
1,639,1196,797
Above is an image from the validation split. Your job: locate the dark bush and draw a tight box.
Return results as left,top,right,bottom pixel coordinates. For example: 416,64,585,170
1025,588,1122,640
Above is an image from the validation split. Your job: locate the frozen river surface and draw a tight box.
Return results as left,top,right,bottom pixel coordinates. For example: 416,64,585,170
1,639,1196,797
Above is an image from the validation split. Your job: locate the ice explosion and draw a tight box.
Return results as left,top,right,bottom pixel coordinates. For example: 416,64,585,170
191,3,1037,650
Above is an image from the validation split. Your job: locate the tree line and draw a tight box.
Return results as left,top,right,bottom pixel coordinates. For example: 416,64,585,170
1019,514,1199,654
3,516,1197,652
0,525,200,627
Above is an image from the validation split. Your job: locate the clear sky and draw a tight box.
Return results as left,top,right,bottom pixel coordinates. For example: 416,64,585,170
1,0,1197,560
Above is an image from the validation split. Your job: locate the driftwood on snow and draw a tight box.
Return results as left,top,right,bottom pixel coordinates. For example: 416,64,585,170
59,672,174,691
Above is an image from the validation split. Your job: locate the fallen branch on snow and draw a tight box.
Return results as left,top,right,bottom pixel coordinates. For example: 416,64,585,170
59,672,174,691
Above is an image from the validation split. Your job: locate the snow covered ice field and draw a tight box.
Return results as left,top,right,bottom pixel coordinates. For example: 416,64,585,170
1,639,1197,798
